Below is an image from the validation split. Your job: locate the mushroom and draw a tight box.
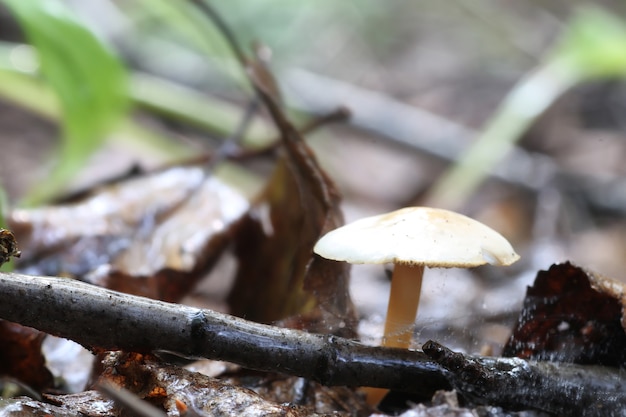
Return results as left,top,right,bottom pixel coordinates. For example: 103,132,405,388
313,206,520,349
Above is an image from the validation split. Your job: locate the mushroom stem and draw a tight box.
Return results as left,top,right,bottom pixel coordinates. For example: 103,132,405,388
382,264,425,349
365,264,425,405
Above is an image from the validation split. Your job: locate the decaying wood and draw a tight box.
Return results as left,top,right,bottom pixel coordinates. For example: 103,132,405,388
0,272,625,415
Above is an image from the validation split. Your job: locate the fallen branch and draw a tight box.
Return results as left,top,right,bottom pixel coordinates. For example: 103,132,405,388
0,272,447,397
1,272,625,416
423,340,626,417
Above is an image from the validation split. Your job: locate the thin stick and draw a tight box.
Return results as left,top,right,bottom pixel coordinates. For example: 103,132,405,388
423,340,626,417
0,272,624,415
0,272,446,396
223,106,351,161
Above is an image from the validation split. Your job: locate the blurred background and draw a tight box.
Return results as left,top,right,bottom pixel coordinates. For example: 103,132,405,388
1,0,626,354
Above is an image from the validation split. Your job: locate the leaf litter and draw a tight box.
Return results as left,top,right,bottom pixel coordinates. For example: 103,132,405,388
10,166,248,301
0,50,361,415
2,6,626,417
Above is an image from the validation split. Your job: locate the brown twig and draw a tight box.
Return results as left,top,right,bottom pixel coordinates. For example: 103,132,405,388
221,106,351,161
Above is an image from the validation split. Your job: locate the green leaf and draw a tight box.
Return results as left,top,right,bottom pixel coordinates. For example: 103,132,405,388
554,7,626,80
1,0,129,205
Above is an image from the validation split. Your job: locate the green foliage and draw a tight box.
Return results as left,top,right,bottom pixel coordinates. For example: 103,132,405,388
1,0,625,212
128,0,248,90
1,0,129,205
553,7,626,81
428,6,626,210
126,0,395,80
205,1,395,55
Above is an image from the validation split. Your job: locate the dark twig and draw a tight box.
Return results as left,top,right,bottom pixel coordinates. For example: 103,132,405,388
300,105,351,134
0,273,624,414
189,1,345,216
210,98,260,165
189,0,247,66
222,106,351,161
0,272,448,397
423,340,626,417
189,0,296,137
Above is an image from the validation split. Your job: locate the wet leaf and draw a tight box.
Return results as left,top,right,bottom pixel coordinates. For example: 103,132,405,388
81,351,351,417
0,321,53,391
1,0,129,205
0,396,84,416
219,370,371,415
0,228,20,267
503,262,626,366
224,42,356,334
44,391,115,417
228,113,355,335
102,173,248,301
10,166,248,301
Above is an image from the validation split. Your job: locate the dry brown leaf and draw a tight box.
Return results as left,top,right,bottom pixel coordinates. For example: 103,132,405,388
0,321,53,391
228,114,354,335
225,43,356,335
217,369,371,415
44,391,115,417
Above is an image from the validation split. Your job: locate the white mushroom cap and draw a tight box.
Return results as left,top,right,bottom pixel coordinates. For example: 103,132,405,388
314,207,520,268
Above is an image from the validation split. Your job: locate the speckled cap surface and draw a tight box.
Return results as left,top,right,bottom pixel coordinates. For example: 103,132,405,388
314,206,520,268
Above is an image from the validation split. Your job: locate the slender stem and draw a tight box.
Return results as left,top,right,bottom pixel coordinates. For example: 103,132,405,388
382,264,425,349
366,264,425,405
425,59,578,210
